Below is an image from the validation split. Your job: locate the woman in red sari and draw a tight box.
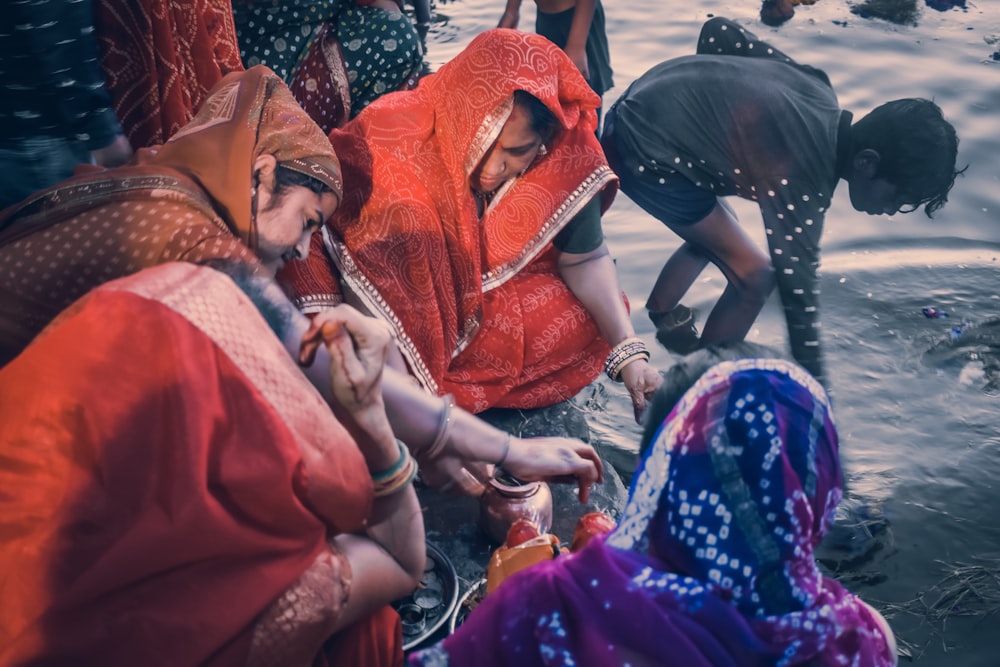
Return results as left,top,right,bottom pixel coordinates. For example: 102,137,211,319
0,261,424,666
0,59,603,501
0,60,603,500
282,29,662,419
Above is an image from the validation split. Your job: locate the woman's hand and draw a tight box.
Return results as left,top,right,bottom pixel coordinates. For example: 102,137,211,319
418,434,604,503
418,456,490,498
620,359,663,424
299,305,391,414
501,436,604,503
299,305,398,467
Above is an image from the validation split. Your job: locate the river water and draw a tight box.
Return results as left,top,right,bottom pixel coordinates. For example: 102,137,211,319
418,1,1000,663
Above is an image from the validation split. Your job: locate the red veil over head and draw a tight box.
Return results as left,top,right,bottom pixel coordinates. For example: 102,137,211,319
283,29,618,411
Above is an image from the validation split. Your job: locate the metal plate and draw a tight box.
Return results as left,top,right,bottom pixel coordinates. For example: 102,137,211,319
448,577,487,634
393,541,459,651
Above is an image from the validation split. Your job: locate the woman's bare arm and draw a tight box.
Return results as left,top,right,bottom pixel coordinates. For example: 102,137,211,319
557,243,663,421
299,308,426,629
246,266,602,498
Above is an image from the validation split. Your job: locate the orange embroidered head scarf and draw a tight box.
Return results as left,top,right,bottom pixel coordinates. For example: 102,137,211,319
0,65,342,256
143,64,344,251
0,66,343,367
282,29,617,394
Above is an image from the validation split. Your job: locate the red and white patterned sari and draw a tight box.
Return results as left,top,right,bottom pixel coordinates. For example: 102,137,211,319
282,29,619,413
94,0,245,148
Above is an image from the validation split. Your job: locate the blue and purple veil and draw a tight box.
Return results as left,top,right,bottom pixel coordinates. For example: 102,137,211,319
410,358,895,667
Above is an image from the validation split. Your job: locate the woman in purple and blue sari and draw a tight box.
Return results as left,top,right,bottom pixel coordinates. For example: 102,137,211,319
410,353,897,667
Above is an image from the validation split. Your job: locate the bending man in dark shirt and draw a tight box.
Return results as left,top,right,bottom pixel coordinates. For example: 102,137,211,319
601,16,961,386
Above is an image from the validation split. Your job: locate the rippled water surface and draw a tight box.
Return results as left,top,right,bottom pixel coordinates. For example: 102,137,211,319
421,1,1000,662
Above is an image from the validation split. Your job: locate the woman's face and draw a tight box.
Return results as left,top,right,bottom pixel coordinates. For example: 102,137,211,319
471,103,545,194
255,186,338,275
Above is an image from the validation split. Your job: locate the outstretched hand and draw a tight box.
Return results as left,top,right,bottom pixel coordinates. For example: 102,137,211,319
501,436,604,503
620,359,663,424
418,435,604,503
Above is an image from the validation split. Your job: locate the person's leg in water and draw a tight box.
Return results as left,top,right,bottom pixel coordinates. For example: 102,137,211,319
601,108,773,353
600,110,704,352
645,197,738,316
645,241,708,353
651,200,775,349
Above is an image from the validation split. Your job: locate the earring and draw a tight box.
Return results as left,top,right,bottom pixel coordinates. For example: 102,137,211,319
538,144,548,156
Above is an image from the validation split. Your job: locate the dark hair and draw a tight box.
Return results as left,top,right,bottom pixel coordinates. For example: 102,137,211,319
513,89,561,146
274,164,331,196
759,0,795,27
259,164,333,214
202,258,296,340
637,341,786,458
851,98,965,217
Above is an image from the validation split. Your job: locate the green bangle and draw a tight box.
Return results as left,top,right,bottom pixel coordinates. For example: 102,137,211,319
371,440,409,482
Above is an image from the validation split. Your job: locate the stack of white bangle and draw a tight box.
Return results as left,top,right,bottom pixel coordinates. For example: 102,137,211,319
604,336,650,382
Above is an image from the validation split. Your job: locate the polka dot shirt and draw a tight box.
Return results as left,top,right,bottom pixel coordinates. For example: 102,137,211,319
233,0,424,118
608,17,854,381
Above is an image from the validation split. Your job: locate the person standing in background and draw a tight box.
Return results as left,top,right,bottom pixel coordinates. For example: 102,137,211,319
0,0,132,210
498,0,613,127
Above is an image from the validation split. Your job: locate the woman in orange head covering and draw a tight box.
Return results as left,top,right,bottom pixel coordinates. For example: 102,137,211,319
282,29,662,419
0,64,341,366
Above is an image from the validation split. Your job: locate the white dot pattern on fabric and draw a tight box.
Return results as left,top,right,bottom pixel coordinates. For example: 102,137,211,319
234,2,423,121
592,357,878,667
1,191,255,354
421,384,884,663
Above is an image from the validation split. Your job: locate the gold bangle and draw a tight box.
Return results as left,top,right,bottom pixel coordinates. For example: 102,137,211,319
604,337,650,382
422,393,455,461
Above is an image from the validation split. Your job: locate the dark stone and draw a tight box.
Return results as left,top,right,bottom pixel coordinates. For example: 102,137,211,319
850,0,921,25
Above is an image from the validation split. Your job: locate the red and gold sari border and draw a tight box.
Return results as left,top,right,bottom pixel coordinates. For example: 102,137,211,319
482,165,618,291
